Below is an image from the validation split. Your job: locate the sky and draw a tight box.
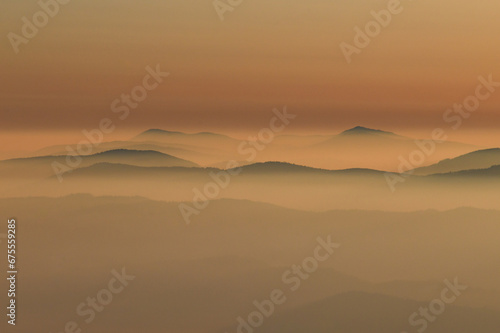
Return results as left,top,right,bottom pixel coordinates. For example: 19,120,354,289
1,0,500,151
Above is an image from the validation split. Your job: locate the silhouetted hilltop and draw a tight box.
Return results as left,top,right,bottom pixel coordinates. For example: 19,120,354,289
413,148,500,175
340,126,397,136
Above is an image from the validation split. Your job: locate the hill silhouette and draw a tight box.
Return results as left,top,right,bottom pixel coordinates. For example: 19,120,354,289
413,148,500,175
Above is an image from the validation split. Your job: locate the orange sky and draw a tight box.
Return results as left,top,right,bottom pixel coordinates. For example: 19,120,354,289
1,0,500,151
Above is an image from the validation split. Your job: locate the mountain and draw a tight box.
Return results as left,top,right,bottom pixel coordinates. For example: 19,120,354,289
340,126,398,136
4,195,500,290
412,148,500,175
137,129,234,137
3,195,500,333
57,161,386,180
53,162,216,179
20,127,483,171
88,149,197,166
257,292,500,333
234,161,333,174
280,126,480,171
30,140,194,157
234,161,385,176
430,165,500,178
368,279,500,311
29,140,231,167
136,129,185,136
132,129,240,150
0,149,198,178
5,156,498,212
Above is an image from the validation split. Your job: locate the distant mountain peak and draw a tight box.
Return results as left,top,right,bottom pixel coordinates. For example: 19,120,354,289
139,129,184,135
92,149,165,156
136,129,231,138
340,126,395,136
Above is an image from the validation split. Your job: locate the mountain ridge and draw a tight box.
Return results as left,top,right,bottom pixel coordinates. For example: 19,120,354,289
340,126,397,136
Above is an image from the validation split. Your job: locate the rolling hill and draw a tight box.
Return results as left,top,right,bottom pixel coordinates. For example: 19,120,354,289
0,149,198,178
412,148,500,175
257,292,500,333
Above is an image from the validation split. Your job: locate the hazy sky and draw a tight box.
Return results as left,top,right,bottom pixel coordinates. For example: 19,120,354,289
1,0,500,148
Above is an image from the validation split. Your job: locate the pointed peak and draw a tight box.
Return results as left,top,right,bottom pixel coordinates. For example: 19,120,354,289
340,126,395,136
